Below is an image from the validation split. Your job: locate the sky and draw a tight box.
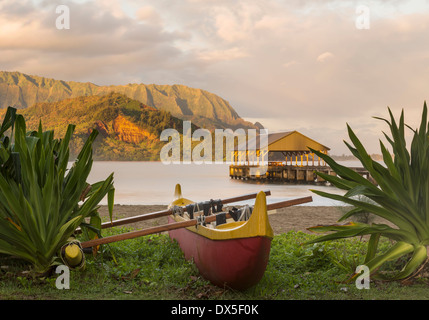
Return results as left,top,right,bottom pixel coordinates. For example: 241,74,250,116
1,0,429,155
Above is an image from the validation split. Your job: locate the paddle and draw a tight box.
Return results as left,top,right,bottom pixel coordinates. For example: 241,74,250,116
76,190,272,233
80,196,312,249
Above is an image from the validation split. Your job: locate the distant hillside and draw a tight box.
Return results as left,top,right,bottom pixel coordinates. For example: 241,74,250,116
7,92,196,161
0,71,259,130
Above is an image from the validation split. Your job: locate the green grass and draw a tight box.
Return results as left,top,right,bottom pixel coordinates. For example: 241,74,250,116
1,229,429,300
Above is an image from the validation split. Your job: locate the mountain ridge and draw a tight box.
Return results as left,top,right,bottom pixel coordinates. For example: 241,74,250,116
0,71,259,130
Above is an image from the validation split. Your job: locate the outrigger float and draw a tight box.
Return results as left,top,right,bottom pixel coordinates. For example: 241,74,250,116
74,186,312,290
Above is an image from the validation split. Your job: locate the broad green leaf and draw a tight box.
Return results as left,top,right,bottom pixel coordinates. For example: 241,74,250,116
308,103,429,280
0,108,114,273
365,233,380,264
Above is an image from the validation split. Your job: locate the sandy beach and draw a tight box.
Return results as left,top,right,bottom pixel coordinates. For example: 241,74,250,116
97,204,391,235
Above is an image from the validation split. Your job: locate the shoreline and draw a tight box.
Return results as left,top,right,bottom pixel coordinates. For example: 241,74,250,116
97,204,386,235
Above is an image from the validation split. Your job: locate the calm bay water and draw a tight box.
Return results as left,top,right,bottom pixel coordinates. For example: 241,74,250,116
85,161,358,206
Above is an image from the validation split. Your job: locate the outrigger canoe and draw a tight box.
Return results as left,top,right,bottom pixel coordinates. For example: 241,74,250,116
78,185,311,290
167,184,274,290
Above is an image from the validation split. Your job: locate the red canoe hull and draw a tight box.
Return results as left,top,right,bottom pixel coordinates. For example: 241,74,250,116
168,216,271,290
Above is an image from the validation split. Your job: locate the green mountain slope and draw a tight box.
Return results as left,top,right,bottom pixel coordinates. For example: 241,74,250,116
0,71,258,130
8,92,194,161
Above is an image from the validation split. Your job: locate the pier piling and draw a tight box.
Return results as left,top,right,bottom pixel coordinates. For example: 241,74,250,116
229,163,372,185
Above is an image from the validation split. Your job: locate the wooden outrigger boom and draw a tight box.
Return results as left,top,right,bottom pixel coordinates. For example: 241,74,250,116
76,190,272,234
80,194,312,249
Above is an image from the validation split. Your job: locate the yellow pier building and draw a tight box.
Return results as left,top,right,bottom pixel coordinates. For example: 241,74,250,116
229,131,371,184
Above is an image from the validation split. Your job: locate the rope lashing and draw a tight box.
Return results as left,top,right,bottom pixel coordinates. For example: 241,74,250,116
228,205,253,222
172,205,184,217
239,205,252,221
196,214,206,228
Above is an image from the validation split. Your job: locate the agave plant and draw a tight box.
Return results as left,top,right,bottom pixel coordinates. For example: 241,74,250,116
0,107,114,274
306,102,429,281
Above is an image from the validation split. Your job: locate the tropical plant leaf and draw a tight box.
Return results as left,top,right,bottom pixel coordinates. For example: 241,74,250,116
0,107,115,273
306,103,429,281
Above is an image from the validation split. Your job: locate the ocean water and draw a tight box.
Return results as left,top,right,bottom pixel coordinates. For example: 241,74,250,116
85,161,356,207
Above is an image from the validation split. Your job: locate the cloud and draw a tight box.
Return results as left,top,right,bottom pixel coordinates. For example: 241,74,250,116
211,3,268,43
135,6,162,25
283,60,298,68
197,47,249,62
0,0,196,85
316,52,334,62
2,0,429,154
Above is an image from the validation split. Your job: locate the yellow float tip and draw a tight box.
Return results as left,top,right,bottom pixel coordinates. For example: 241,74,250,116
64,244,83,267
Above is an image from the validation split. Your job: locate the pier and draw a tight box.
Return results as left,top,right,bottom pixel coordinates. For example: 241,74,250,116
229,163,372,185
229,130,373,185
